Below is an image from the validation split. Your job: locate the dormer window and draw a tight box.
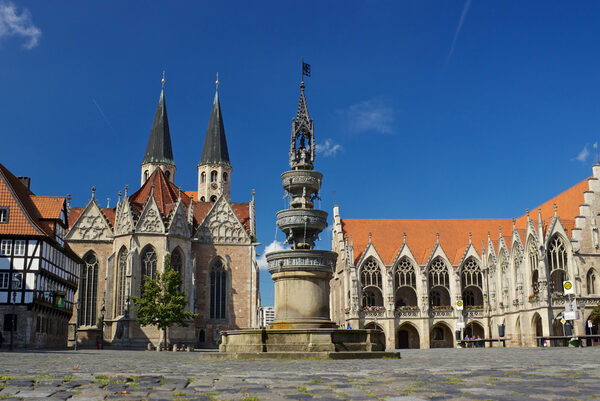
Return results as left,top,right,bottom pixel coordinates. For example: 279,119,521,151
0,207,8,223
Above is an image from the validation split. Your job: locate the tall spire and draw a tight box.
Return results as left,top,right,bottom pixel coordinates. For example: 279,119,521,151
289,81,315,170
199,80,230,166
142,76,174,166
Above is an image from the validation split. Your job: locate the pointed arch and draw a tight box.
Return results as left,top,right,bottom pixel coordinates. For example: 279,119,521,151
171,247,184,291
428,257,450,307
397,322,420,349
547,234,568,293
79,251,99,327
587,268,598,295
360,257,383,307
527,237,540,295
460,257,483,307
115,246,128,317
140,245,157,280
394,256,417,308
209,257,227,320
430,322,453,348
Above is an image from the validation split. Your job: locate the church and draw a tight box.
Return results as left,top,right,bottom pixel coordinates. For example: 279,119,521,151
66,78,260,348
330,166,600,348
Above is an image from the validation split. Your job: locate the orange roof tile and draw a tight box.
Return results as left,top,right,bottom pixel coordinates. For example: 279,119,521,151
32,196,64,220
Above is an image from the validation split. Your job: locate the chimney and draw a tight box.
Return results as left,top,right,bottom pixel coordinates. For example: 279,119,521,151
17,177,31,190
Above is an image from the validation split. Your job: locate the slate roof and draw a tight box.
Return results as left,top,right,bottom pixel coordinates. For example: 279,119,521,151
199,89,230,166
342,177,590,266
142,87,174,165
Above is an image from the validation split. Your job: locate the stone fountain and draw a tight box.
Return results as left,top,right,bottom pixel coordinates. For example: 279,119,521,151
218,81,396,358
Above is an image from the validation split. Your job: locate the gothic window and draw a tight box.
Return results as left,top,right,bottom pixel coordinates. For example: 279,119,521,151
171,248,183,291
116,247,128,316
223,172,228,182
547,235,568,293
587,269,598,295
394,257,416,288
201,172,206,184
528,240,539,294
428,258,449,288
211,170,218,183
461,258,483,307
79,252,98,327
210,258,227,319
141,246,157,280
360,258,383,307
430,289,442,306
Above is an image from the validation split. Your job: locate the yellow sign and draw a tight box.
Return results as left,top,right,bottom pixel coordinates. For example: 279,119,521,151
456,300,464,310
564,281,572,290
563,280,575,295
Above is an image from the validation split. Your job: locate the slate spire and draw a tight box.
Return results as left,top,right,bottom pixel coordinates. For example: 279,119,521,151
199,87,231,166
142,79,174,166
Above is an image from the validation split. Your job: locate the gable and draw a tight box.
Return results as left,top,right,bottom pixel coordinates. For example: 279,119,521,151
115,198,135,236
66,200,113,241
168,200,191,238
0,168,44,236
194,196,250,245
136,196,166,234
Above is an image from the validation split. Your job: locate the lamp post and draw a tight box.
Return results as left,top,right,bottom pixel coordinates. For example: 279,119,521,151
580,299,586,346
100,305,106,350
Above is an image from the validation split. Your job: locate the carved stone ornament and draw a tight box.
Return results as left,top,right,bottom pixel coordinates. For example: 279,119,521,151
168,201,191,238
136,197,165,233
194,196,250,244
66,200,113,241
115,200,134,235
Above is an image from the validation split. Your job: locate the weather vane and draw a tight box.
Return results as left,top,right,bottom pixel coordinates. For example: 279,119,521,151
161,70,165,87
216,72,219,89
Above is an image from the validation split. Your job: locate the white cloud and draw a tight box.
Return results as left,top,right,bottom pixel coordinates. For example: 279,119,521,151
316,139,342,157
338,98,396,135
573,144,590,163
0,1,41,49
257,240,285,270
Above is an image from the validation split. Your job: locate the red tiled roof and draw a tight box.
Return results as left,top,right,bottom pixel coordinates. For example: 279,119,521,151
67,206,116,232
342,177,591,267
32,196,64,220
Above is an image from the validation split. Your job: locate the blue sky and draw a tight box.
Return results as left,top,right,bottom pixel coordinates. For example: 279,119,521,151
2,1,600,306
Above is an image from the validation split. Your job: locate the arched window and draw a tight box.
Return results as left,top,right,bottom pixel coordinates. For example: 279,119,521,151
547,235,568,293
165,170,171,180
171,248,183,291
428,258,449,288
461,258,483,307
394,257,415,289
528,240,539,294
144,170,149,182
116,247,128,316
141,246,157,280
79,252,98,326
223,172,228,182
210,258,227,319
360,258,383,307
201,172,206,184
211,170,218,183
588,269,598,295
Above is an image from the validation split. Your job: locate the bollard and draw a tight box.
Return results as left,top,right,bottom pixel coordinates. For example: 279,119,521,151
147,343,153,351
186,345,191,352
156,345,161,352
172,344,178,352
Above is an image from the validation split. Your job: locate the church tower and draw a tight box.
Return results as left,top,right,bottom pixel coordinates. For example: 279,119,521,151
197,79,231,202
141,74,176,186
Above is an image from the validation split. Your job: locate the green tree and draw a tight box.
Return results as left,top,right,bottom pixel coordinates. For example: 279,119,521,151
589,304,600,326
132,254,197,348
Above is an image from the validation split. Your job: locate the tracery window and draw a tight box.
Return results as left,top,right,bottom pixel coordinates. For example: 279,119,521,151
463,289,476,306
210,258,227,319
461,258,482,289
430,289,442,306
171,248,183,291
428,258,449,288
360,258,383,307
141,246,157,280
587,269,598,295
79,252,98,327
116,247,128,316
548,235,568,293
394,257,416,289
528,240,539,294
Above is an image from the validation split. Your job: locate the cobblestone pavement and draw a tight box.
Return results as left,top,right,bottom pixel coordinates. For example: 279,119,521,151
0,347,599,400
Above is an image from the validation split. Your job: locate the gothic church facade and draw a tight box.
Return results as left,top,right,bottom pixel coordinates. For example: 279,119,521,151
66,82,260,347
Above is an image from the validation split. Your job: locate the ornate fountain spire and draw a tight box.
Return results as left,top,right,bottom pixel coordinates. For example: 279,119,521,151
289,82,315,170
